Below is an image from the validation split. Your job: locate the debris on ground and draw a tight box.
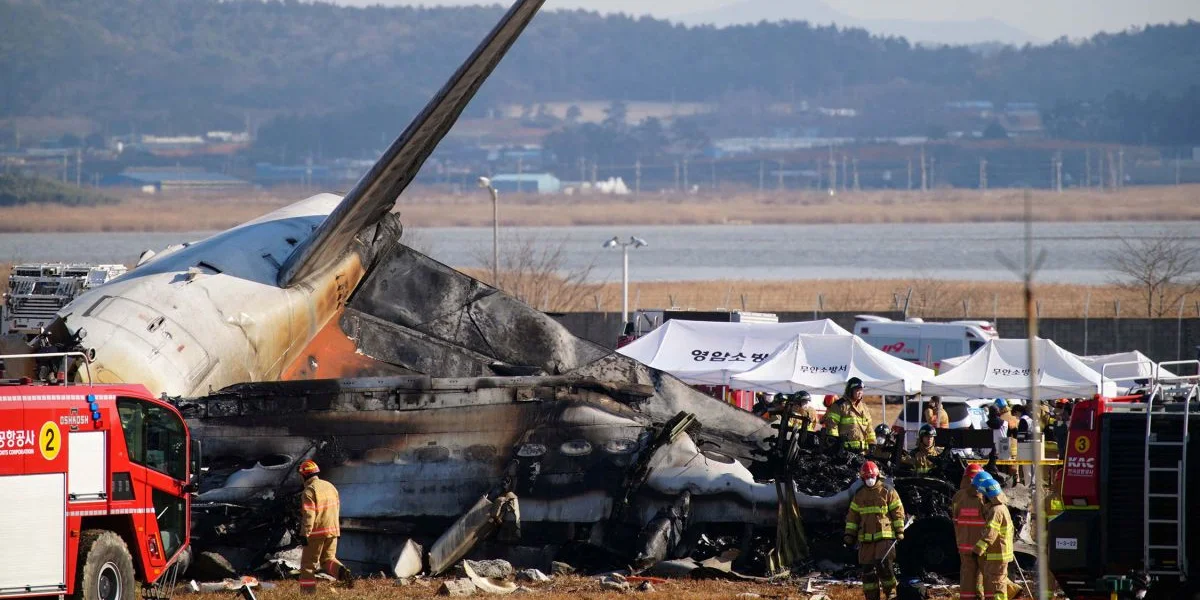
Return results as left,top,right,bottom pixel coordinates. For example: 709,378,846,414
599,573,632,593
516,569,551,583
551,561,576,576
439,578,478,597
462,560,518,595
392,539,424,579
460,559,514,580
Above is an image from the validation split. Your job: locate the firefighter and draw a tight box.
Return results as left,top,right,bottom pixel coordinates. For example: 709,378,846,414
844,460,904,600
905,424,939,475
953,463,986,600
924,395,949,428
821,394,842,431
788,390,820,432
297,460,354,593
972,471,1014,600
830,377,874,453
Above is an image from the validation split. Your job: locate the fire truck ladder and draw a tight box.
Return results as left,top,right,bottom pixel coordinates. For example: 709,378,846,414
1142,360,1195,580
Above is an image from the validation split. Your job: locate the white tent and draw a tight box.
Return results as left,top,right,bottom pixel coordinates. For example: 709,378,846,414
616,319,851,386
732,334,935,395
1077,351,1174,383
922,337,1117,399
938,354,971,373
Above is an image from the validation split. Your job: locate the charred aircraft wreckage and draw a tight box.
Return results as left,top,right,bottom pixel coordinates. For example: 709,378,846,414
24,0,1030,581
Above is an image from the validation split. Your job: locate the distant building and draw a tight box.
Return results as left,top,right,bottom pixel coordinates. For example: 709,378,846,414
489,173,560,194
105,168,249,191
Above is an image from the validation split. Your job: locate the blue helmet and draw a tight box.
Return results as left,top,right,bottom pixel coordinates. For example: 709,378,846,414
972,471,1003,500
993,398,1008,409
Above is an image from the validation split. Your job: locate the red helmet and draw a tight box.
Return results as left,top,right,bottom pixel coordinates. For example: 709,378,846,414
965,463,983,479
297,459,320,477
823,395,836,408
860,460,880,480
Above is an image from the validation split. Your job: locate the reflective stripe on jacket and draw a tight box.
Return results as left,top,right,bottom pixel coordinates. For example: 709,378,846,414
951,486,986,554
835,399,873,450
301,476,341,538
845,483,906,543
975,498,1014,562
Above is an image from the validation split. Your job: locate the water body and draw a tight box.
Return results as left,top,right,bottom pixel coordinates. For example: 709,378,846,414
0,221,1193,284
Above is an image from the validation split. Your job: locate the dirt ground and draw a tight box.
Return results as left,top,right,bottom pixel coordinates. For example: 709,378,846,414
185,575,960,600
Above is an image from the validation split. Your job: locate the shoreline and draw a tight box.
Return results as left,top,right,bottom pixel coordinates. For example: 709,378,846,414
0,185,1196,233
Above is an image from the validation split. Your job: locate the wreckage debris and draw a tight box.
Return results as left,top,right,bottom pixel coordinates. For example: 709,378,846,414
439,578,478,597
516,569,551,583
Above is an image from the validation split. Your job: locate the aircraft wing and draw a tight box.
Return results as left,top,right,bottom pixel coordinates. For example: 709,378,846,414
278,0,545,287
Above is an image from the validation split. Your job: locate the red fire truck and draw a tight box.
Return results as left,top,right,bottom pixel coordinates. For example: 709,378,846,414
1048,360,1197,600
0,352,195,600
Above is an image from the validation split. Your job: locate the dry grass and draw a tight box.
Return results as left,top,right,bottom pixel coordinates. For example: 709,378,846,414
593,278,1200,319
177,574,956,600
0,184,1196,232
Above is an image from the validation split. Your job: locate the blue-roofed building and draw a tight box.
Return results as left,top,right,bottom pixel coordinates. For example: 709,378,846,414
104,168,250,190
489,173,561,194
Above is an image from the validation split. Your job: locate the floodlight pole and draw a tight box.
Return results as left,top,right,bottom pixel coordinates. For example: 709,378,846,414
478,177,500,286
622,243,630,325
604,236,647,327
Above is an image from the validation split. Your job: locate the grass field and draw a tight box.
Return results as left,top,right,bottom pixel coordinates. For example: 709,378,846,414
587,277,1190,318
0,184,1196,232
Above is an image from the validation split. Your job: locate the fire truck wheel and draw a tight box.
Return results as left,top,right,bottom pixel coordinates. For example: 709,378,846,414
73,530,136,600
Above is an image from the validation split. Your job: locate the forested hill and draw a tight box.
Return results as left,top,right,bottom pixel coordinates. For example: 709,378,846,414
2,0,1198,130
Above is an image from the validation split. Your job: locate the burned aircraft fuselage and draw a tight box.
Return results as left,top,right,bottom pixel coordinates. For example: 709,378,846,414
180,375,827,570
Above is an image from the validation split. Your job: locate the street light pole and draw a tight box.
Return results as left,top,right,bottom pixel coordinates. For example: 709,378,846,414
604,236,648,326
478,177,499,286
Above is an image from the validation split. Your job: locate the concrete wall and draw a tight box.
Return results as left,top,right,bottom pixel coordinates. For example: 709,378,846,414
549,311,1200,364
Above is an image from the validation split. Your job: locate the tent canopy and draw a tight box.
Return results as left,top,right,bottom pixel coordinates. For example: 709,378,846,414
1077,350,1174,383
922,337,1116,399
938,354,971,373
616,319,850,386
732,334,935,395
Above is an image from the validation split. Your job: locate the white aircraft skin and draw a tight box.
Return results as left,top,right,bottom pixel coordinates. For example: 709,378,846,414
58,193,363,397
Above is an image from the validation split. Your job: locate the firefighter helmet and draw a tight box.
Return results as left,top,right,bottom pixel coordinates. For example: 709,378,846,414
965,463,983,479
919,424,936,438
874,423,890,439
972,471,1002,499
859,460,880,480
297,459,320,477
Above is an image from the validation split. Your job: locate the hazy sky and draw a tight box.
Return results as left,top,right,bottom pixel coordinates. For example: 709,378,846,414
331,0,1199,41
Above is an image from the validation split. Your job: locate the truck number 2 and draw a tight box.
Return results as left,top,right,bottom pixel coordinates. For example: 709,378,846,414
39,421,61,461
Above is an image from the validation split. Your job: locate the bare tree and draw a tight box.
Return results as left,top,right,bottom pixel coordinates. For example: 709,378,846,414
1104,234,1200,317
473,234,602,312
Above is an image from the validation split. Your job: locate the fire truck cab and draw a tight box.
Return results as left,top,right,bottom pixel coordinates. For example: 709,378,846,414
1048,359,1197,600
0,352,194,600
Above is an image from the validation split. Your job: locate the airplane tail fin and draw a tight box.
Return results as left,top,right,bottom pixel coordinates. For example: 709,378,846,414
278,0,545,287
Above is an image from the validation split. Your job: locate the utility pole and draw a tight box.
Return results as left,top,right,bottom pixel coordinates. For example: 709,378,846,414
852,158,859,191
929,156,936,189
516,157,523,193
777,159,785,191
829,147,837,193
979,158,988,190
634,158,641,197
1117,147,1124,189
1055,153,1063,193
907,158,913,190
758,160,765,195
1085,148,1092,189
1098,151,1106,191
682,157,689,192
590,160,597,186
1176,152,1182,186
674,161,680,192
75,148,82,188
920,147,927,191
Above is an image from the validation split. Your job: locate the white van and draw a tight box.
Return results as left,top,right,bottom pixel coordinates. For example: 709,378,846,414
853,315,998,371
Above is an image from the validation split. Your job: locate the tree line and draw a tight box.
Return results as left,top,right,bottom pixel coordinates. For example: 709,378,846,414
2,0,1198,151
